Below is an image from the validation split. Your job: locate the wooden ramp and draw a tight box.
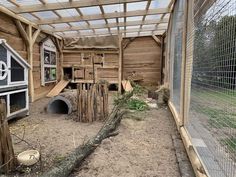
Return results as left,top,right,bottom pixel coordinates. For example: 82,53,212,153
46,80,70,97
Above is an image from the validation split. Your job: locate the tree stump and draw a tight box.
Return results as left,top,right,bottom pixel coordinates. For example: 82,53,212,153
0,99,15,174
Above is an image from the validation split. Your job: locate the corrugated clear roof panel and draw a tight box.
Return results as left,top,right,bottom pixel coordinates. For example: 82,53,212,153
127,1,148,11
149,0,171,9
88,20,106,25
52,23,70,28
118,18,124,23
126,25,141,29
47,0,69,3
79,6,101,15
63,31,79,35
145,14,161,20
158,23,168,28
107,19,116,23
34,11,58,19
55,9,79,17
126,32,139,37
103,4,124,13
95,28,109,34
0,0,17,7
15,0,41,6
142,24,156,30
139,31,152,36
79,29,94,35
40,25,54,30
20,13,38,21
70,21,88,27
126,16,143,22
110,28,117,33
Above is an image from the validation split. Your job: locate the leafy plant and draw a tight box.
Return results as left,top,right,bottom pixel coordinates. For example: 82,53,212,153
126,98,148,111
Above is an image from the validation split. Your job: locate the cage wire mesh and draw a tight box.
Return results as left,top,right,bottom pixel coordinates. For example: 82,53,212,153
169,0,185,113
186,0,236,176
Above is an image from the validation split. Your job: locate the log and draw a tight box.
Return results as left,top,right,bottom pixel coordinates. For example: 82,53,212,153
41,92,133,177
47,91,77,114
0,99,15,174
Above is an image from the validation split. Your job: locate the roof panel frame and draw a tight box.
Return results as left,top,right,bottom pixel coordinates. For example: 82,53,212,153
34,8,170,25
10,0,148,14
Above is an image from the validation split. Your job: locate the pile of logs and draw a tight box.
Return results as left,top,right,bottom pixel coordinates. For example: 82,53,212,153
76,83,109,122
0,99,15,174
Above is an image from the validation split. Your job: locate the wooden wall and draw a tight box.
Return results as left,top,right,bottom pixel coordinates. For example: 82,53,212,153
123,36,162,86
62,51,119,84
0,12,58,101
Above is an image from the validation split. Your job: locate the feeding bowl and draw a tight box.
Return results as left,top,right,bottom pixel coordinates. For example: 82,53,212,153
17,150,40,166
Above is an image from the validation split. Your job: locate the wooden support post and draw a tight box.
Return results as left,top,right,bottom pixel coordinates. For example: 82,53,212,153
15,20,41,102
0,99,15,174
118,34,123,93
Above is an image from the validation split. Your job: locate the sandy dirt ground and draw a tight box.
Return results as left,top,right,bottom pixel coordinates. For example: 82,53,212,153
9,98,103,176
7,94,187,177
71,108,181,177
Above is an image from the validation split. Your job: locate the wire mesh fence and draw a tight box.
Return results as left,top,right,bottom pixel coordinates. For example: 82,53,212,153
186,0,236,176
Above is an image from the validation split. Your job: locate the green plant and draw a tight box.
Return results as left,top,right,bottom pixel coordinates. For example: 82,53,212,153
126,98,148,111
131,82,145,96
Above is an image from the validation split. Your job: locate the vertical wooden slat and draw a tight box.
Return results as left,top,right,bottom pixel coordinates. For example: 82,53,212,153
0,99,15,174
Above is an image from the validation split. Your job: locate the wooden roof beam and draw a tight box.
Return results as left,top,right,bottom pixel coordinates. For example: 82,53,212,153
35,8,170,25
59,28,166,38
7,0,20,7
139,0,152,36
11,0,146,14
99,5,111,34
51,18,169,32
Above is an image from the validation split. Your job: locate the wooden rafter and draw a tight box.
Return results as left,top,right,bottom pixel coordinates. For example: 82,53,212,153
10,0,146,14
39,0,46,5
124,2,127,37
57,27,167,37
51,18,169,32
99,5,111,34
7,0,20,7
139,0,152,36
35,8,170,25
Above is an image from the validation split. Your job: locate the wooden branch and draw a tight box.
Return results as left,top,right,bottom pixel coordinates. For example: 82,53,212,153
15,20,29,45
122,37,135,50
32,29,41,44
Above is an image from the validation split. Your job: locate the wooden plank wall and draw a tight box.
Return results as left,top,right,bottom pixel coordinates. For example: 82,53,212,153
123,36,162,86
63,51,119,83
0,12,57,101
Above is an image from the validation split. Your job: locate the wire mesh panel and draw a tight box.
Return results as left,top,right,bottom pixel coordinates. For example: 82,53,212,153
169,0,185,113
186,0,236,176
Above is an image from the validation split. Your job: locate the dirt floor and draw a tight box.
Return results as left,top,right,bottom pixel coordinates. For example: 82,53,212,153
7,93,193,177
71,108,182,177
